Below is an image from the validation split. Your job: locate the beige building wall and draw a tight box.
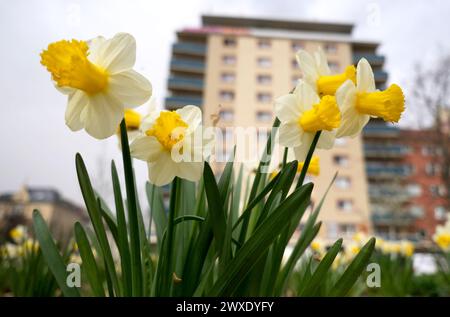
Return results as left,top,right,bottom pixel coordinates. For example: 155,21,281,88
202,33,372,242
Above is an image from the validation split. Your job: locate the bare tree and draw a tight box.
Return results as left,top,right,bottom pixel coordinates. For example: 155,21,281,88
412,54,450,209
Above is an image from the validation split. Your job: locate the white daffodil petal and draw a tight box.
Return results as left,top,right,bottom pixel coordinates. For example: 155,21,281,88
356,58,376,92
140,111,160,133
86,36,106,64
176,161,203,182
96,33,136,74
294,82,321,112
83,93,124,139
317,131,336,149
315,47,330,76
274,94,300,122
176,105,202,132
296,50,319,81
65,91,88,131
148,153,177,186
130,135,163,162
336,106,370,138
293,132,315,161
336,80,357,111
108,69,152,106
279,122,303,147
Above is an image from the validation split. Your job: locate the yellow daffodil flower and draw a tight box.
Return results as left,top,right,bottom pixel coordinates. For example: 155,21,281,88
40,33,152,139
275,81,341,161
400,241,414,257
335,58,405,138
296,48,356,96
297,155,320,176
433,222,450,252
130,106,213,186
9,225,27,244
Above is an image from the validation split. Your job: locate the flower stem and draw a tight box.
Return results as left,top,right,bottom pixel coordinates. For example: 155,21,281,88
296,131,321,188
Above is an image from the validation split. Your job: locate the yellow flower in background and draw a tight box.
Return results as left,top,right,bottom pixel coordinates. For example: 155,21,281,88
130,105,213,186
310,238,325,255
295,48,356,96
297,156,320,176
124,108,142,131
40,33,152,139
400,241,414,257
335,58,405,138
352,232,369,245
275,82,340,161
9,225,27,244
433,222,450,252
20,239,39,255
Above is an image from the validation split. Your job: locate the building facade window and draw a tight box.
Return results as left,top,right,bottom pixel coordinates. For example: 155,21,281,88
222,55,236,65
425,163,441,176
324,43,337,54
337,199,353,212
335,176,351,189
333,155,349,167
219,109,234,121
257,92,272,103
434,206,447,220
292,42,304,51
334,138,347,146
430,185,441,197
410,206,425,218
407,184,422,197
220,72,235,83
257,57,272,68
339,223,356,236
257,74,272,85
328,61,340,72
223,37,237,47
257,39,271,49
256,111,272,122
219,90,235,102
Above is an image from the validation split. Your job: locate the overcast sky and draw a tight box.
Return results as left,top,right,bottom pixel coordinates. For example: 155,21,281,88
1,0,449,206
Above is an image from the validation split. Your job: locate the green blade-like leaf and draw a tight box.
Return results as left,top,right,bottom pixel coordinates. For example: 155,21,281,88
74,222,105,297
145,182,167,251
32,210,80,297
300,238,343,296
208,183,313,296
331,237,376,296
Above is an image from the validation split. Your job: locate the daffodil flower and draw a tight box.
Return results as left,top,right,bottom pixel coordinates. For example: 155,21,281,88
9,225,27,244
296,48,356,96
40,33,152,139
275,81,341,161
335,58,405,138
433,222,450,252
130,105,212,186
297,155,320,176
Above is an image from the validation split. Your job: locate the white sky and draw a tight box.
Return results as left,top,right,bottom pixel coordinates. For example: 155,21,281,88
0,0,449,206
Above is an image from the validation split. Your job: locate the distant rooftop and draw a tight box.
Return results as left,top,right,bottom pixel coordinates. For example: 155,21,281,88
202,15,354,34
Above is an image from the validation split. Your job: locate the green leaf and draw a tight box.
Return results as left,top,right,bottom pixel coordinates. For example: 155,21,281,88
145,182,167,251
331,237,376,296
208,183,313,296
217,146,235,203
32,210,80,297
74,222,105,297
300,238,343,296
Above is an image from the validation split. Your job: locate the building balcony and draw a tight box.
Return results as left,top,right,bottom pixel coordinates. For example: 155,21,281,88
170,58,205,73
168,76,204,91
363,124,399,137
172,42,207,56
353,53,385,65
165,95,203,108
365,164,410,178
372,211,415,226
368,185,408,201
374,70,388,82
364,144,408,157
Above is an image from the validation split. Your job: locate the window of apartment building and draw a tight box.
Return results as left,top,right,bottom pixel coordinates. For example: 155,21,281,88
407,183,422,197
337,199,353,212
335,138,348,146
324,43,338,54
219,109,234,121
328,61,340,72
410,206,425,218
421,145,441,156
339,224,356,236
425,163,441,176
257,57,272,68
222,55,236,65
292,41,304,51
257,74,272,85
335,176,351,189
257,92,272,104
434,206,447,220
220,72,235,83
256,111,272,122
223,37,237,47
430,185,442,197
333,154,349,167
258,39,271,49
219,90,235,102
327,223,339,239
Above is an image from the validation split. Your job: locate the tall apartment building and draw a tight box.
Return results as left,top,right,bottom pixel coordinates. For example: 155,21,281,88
165,15,389,242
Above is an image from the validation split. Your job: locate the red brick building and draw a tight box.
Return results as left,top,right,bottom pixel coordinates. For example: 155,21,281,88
401,129,448,239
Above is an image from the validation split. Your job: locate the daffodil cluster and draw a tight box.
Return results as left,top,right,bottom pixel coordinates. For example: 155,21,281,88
374,237,415,257
433,218,450,252
276,48,405,161
0,225,39,259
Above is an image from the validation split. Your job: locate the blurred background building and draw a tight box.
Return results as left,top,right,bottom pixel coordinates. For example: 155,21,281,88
164,14,449,244
0,186,87,244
